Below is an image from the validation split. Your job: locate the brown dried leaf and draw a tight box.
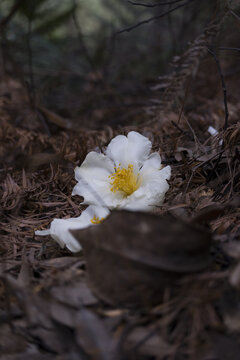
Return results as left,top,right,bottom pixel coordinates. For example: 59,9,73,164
22,153,64,172
49,301,117,359
38,106,72,129
191,204,226,224
72,210,212,307
0,324,27,355
17,250,32,287
50,281,98,307
37,257,84,269
125,325,175,360
49,300,78,328
75,307,117,360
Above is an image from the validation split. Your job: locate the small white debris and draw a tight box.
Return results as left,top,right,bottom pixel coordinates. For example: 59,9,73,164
208,126,223,145
208,126,218,136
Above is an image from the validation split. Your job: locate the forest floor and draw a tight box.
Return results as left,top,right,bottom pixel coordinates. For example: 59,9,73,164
0,55,240,360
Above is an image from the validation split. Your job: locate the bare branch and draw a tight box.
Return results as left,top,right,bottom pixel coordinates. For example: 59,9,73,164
116,0,196,34
0,0,22,31
207,48,229,130
71,0,95,70
219,47,240,52
127,0,185,8
230,9,240,22
26,15,36,109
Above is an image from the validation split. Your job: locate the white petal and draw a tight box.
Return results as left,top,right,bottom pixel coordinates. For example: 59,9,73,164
50,218,83,252
73,178,121,208
120,194,154,212
105,134,128,167
118,170,170,212
106,131,152,169
127,131,152,164
140,152,162,173
35,206,110,253
72,151,116,208
140,153,171,181
74,152,114,183
88,205,110,219
73,204,110,223
159,165,171,180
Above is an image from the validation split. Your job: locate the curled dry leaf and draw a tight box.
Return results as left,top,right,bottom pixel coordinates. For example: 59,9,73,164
22,153,64,171
50,281,98,307
125,325,175,359
38,105,72,129
71,210,212,307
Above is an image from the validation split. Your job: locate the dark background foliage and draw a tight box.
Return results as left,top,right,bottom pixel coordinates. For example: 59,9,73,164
1,0,236,128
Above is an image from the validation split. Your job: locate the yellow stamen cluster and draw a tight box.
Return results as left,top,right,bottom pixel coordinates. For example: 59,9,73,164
109,164,140,196
91,215,105,225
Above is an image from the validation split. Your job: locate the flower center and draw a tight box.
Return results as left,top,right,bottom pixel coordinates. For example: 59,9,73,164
109,164,140,196
91,215,105,225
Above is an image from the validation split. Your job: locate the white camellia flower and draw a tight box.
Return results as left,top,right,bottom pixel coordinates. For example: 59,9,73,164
35,131,171,252
35,205,110,252
72,131,171,212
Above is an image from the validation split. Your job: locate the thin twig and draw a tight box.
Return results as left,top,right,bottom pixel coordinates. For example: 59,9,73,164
207,48,229,130
127,0,185,7
26,15,36,109
71,0,95,70
26,7,50,134
219,47,240,52
167,2,177,51
230,9,240,23
116,0,196,34
171,120,187,136
177,77,192,125
36,110,51,137
0,31,6,76
0,0,22,31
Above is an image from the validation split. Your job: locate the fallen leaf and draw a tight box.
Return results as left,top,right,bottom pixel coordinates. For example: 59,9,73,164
75,307,118,360
72,210,212,307
37,257,84,269
38,106,72,129
125,325,175,360
50,281,98,307
17,249,32,287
